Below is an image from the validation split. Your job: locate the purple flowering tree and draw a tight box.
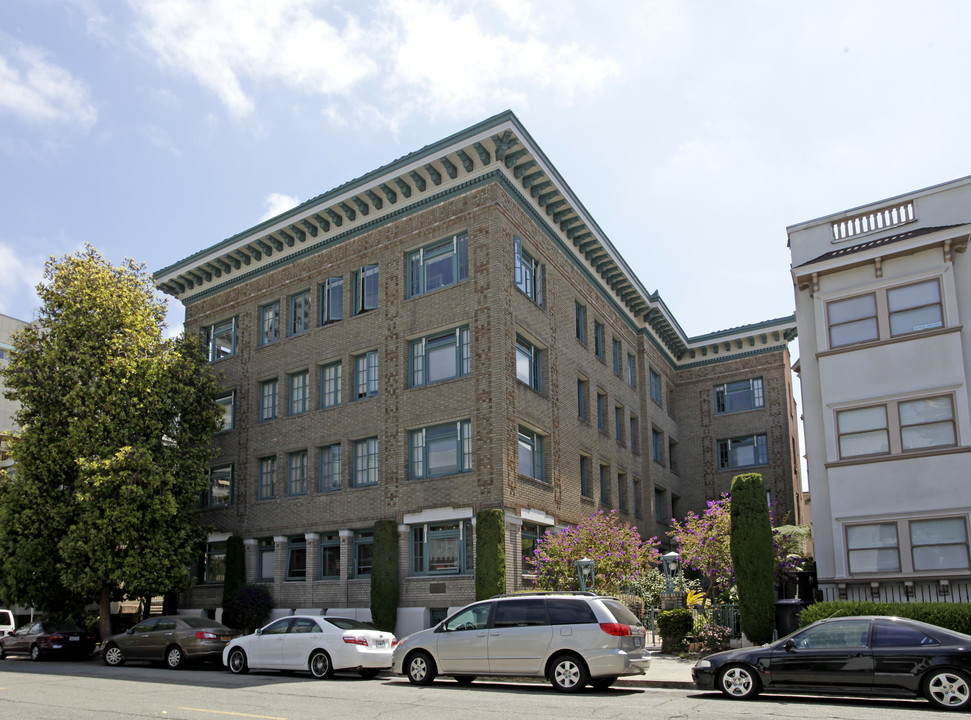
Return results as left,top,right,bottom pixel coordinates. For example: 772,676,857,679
532,511,661,596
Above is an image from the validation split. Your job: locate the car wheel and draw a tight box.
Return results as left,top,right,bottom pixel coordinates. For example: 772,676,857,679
549,653,589,693
227,648,248,674
0,643,6,660
454,675,476,686
925,668,971,710
30,645,41,662
309,650,334,679
359,668,381,679
591,676,617,691
717,664,761,700
166,645,185,670
102,643,125,666
406,650,437,686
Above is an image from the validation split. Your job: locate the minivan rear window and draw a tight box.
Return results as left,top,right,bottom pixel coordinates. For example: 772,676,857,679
547,599,597,625
600,599,641,626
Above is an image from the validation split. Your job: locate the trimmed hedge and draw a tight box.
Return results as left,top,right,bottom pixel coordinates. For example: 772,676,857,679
475,509,506,600
800,601,971,635
730,473,776,645
657,608,693,654
370,519,399,633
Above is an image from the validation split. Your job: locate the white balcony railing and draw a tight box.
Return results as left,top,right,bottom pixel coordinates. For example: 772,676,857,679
831,200,915,241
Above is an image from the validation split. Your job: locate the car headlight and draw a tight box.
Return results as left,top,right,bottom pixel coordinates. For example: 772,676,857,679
694,660,712,669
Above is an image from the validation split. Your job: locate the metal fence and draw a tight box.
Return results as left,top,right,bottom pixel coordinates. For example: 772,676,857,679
640,603,741,645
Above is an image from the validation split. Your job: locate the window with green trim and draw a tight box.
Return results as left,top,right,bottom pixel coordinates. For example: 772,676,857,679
410,327,469,387
410,421,472,479
407,233,468,297
411,519,473,575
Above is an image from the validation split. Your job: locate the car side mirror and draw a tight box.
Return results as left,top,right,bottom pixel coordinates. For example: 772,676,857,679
784,639,796,651
126,628,135,635
255,628,263,636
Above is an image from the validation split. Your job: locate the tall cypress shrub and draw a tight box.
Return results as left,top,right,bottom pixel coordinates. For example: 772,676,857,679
221,535,246,624
475,509,506,600
730,473,776,645
370,519,399,632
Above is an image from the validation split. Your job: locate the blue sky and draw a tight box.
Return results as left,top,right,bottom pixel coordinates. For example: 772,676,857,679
3,0,971,341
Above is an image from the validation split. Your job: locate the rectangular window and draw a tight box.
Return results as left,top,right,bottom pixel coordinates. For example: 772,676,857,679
597,391,607,432
654,488,666,523
259,302,279,346
319,277,344,325
837,405,889,458
577,377,588,420
633,478,641,517
652,428,664,464
286,536,307,580
828,293,878,348
257,538,274,582
354,264,379,315
288,451,307,496
612,339,622,375
354,350,378,399
318,444,342,492
259,379,278,422
847,523,900,573
580,455,591,498
216,391,235,432
669,439,679,475
410,327,470,387
594,321,605,360
320,361,342,408
517,426,545,482
257,456,275,500
289,371,309,415
203,318,237,361
599,464,609,504
203,465,233,508
617,472,627,512
410,420,472,479
289,290,311,336
627,353,636,387
900,395,956,451
715,377,765,414
411,520,472,575
408,233,469,297
319,533,340,579
911,517,970,571
718,434,768,470
575,302,586,344
515,335,542,391
521,523,542,575
202,541,227,583
889,279,943,336
649,368,662,405
354,530,373,577
513,237,543,303
630,415,639,454
354,437,378,487
614,405,624,444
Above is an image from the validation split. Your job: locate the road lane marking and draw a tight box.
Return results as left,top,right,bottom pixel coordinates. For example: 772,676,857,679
178,708,286,720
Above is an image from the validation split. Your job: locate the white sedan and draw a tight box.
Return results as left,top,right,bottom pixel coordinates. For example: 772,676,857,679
223,615,396,679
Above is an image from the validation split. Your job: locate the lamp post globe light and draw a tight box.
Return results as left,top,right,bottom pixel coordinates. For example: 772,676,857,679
662,551,682,593
575,557,596,592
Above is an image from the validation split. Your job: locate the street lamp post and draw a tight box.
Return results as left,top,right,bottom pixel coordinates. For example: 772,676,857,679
575,557,596,592
662,551,682,593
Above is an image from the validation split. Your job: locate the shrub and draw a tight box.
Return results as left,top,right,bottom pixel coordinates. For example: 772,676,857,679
370,519,399,633
657,608,693,654
697,623,732,652
222,584,273,633
475,509,505,600
800,601,971,634
221,535,245,611
730,474,775,645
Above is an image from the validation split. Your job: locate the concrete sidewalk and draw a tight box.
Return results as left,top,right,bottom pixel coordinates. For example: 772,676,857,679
615,652,696,689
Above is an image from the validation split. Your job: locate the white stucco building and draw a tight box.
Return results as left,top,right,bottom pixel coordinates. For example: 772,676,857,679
789,176,971,602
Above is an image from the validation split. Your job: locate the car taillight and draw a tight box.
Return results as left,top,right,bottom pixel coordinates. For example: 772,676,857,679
48,634,64,642
343,635,369,646
392,638,398,646
196,631,218,640
599,623,632,637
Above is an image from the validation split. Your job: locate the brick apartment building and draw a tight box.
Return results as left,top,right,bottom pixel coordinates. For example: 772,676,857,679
155,111,800,634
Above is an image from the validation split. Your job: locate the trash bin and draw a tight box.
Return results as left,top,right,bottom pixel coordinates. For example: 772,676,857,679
775,598,804,637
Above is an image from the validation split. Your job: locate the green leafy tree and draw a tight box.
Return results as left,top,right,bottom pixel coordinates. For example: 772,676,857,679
533,511,661,596
730,473,776,645
0,245,221,640
667,495,734,601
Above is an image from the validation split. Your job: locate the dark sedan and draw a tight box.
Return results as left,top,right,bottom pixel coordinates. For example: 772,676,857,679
693,615,971,710
102,615,238,669
0,621,96,661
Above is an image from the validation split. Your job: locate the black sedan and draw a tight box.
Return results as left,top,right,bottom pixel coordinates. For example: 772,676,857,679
0,621,97,661
693,615,971,711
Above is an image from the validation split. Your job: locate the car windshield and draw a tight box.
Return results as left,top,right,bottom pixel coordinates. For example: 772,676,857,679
181,617,230,630
323,617,377,631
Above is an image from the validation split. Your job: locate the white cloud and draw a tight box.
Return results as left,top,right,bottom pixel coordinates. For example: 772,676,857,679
142,125,181,156
0,243,45,322
0,35,97,131
260,193,300,222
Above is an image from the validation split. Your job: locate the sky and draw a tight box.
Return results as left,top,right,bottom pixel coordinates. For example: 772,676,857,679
2,0,971,344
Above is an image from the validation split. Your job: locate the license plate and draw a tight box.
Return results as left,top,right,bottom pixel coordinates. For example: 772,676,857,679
374,639,387,648
69,636,79,642
634,637,642,648
220,636,231,642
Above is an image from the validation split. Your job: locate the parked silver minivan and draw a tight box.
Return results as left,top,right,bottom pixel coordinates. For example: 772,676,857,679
391,592,651,692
